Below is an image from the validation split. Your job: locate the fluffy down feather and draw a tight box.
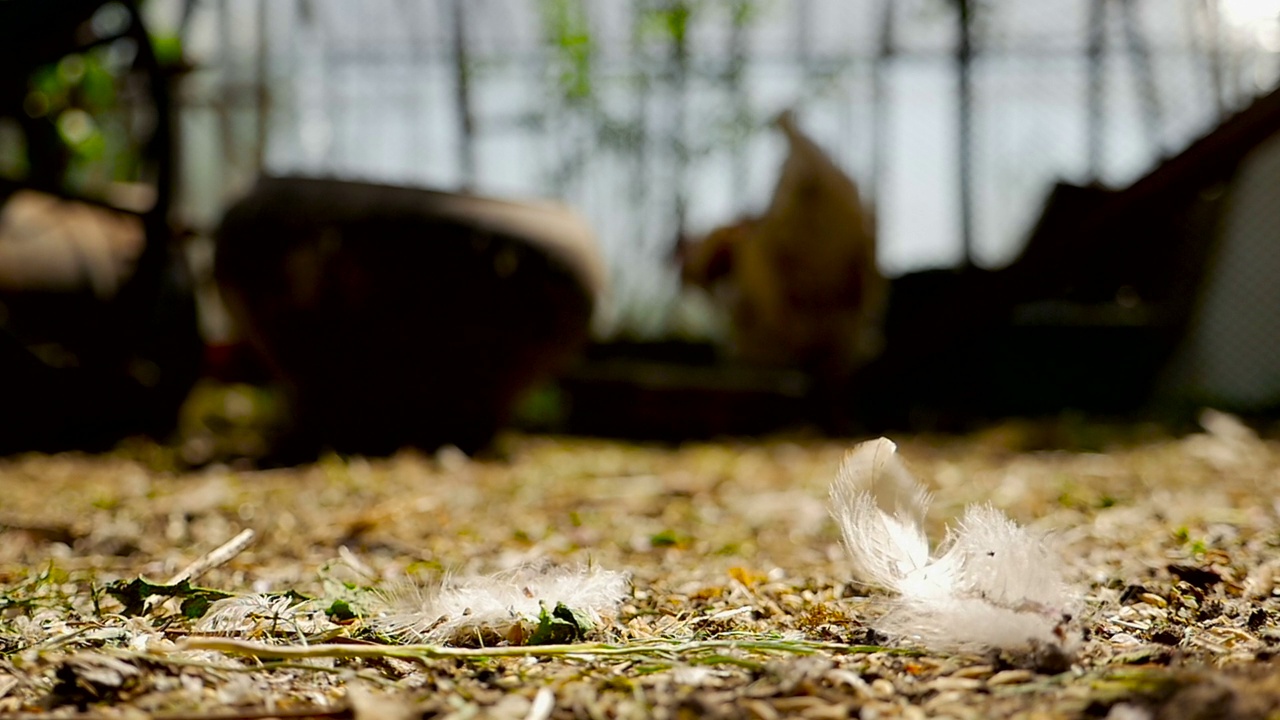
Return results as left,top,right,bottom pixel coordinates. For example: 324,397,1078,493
829,438,1079,662
372,564,629,645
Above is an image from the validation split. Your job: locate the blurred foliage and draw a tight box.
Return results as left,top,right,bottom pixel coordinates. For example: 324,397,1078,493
175,380,289,467
6,10,186,199
512,382,570,433
637,1,765,45
531,0,774,201
539,0,596,104
0,119,28,179
640,1,695,47
22,49,124,193
150,32,184,68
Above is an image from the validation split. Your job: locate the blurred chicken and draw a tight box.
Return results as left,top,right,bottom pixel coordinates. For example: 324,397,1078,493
681,111,886,380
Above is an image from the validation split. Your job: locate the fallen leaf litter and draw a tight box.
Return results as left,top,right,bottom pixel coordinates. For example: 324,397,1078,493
1,416,1279,718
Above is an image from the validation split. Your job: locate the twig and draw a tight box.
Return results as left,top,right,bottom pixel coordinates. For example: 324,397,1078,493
117,649,397,687
169,529,257,585
182,636,913,662
690,606,754,625
18,625,92,654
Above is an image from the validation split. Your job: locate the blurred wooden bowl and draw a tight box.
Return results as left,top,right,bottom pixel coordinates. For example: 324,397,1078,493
215,176,604,458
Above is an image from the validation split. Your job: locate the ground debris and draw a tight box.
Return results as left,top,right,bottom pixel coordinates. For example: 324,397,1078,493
1,422,1279,717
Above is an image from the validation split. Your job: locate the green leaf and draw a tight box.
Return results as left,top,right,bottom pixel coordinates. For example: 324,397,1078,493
180,595,215,620
327,599,357,621
275,589,314,604
105,577,232,618
527,602,588,645
555,602,594,634
649,529,682,547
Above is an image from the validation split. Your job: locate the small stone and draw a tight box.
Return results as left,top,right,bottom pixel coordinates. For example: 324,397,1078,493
743,699,779,720
870,678,898,700
987,669,1035,686
950,665,994,680
925,676,984,693
1138,593,1167,608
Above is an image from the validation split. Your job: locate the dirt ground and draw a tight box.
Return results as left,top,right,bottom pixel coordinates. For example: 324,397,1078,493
2,412,1280,719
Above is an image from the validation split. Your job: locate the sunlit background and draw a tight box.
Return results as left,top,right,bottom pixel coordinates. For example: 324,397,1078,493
9,0,1280,339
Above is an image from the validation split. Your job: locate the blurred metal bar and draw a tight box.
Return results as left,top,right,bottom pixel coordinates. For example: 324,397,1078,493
726,0,750,209
871,0,894,208
1120,0,1164,153
179,0,199,37
795,0,812,67
629,0,652,254
217,1,235,190
451,0,477,190
667,1,691,233
402,0,426,176
956,0,974,267
254,0,269,172
1087,0,1106,178
1197,0,1228,119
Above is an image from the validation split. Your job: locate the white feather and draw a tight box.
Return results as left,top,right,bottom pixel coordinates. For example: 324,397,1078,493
829,439,933,591
373,564,629,645
196,594,334,640
829,438,1079,659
